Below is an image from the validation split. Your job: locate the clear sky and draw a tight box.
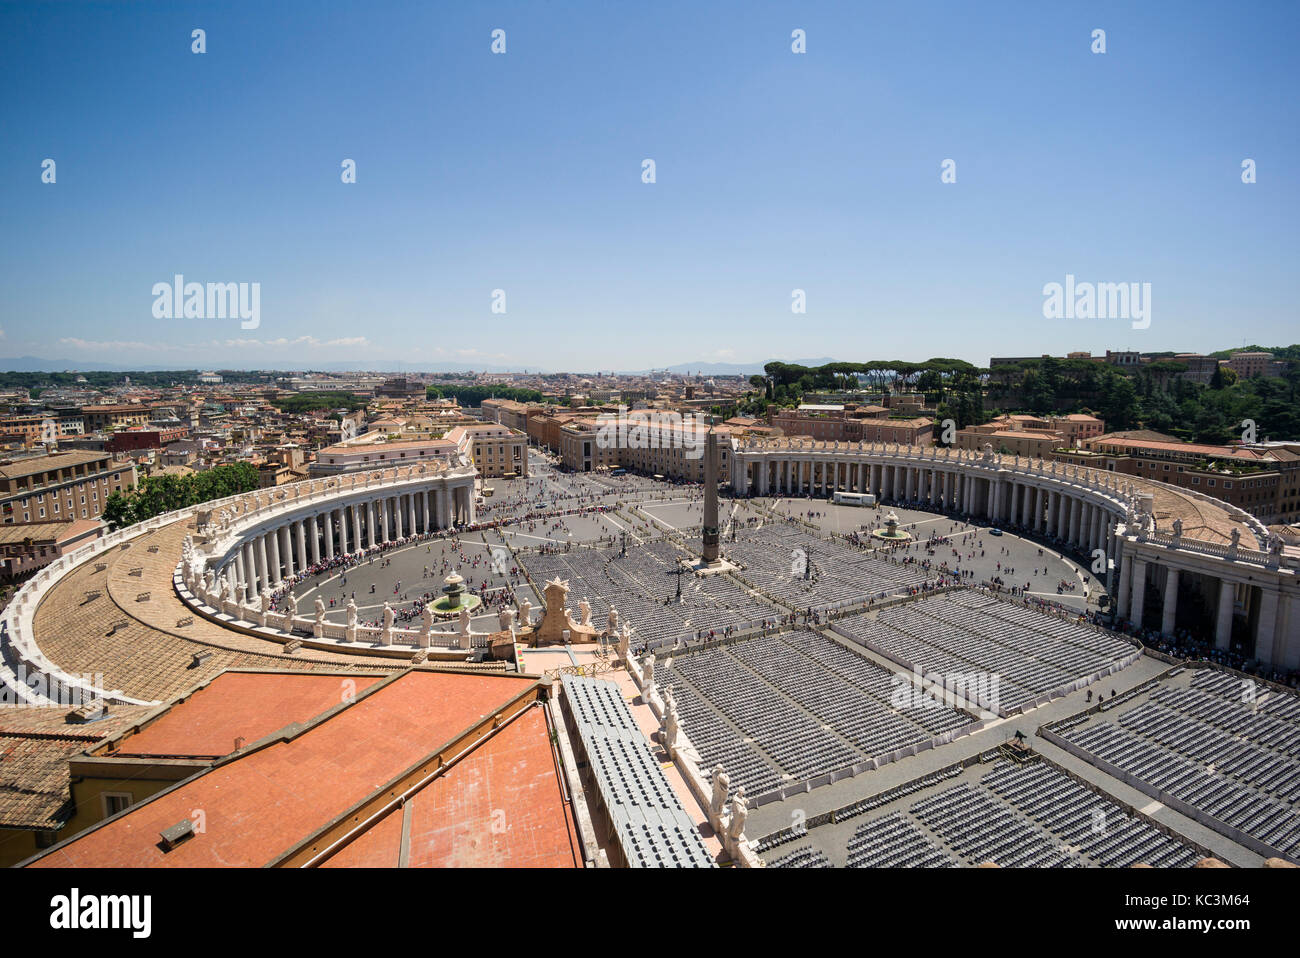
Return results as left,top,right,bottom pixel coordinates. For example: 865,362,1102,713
1,0,1296,372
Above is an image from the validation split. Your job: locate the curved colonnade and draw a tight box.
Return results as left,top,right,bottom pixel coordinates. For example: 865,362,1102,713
733,439,1298,669
1,462,479,707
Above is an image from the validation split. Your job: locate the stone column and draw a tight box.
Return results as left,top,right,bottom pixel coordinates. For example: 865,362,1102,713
1106,526,1119,595
1116,548,1132,618
1255,587,1280,664
256,536,269,594
1068,496,1082,548
232,551,246,601
324,511,335,559
1129,559,1147,628
243,542,257,600
1215,579,1235,650
393,495,404,539
282,524,295,578
1161,567,1179,636
268,530,282,586
352,504,363,554
296,519,308,571
309,515,321,565
367,500,378,548
407,493,417,535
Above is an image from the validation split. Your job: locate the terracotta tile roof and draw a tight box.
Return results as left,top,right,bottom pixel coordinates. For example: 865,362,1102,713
30,519,486,702
402,705,580,868
109,671,386,760
0,704,155,830
28,670,539,867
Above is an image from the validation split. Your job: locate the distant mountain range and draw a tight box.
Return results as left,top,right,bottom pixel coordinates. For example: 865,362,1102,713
0,356,839,376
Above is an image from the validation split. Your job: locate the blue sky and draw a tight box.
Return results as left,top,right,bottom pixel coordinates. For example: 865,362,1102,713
1,0,1296,371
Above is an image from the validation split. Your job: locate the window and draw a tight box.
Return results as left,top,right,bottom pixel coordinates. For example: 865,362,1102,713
101,792,133,818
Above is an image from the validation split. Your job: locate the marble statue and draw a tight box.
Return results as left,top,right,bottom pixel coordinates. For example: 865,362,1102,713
346,598,358,629
518,598,532,627
383,602,394,632
1172,517,1183,538
1230,528,1241,550
286,592,298,619
498,606,514,633
662,688,680,752
710,765,730,817
607,606,619,636
458,604,471,635
259,589,271,628
579,598,592,627
314,596,326,626
422,604,434,633
641,651,655,689
727,786,749,841
618,622,631,661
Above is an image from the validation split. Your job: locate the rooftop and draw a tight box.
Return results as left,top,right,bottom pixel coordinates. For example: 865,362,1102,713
28,669,544,868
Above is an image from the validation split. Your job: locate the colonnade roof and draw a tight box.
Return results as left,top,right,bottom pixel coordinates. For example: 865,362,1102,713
734,439,1253,546
31,515,499,703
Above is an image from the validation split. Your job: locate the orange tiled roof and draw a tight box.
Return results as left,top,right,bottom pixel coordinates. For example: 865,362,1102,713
29,670,538,867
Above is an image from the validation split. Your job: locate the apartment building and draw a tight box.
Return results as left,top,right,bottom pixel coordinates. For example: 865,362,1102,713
0,451,137,525
307,438,459,476
445,424,529,478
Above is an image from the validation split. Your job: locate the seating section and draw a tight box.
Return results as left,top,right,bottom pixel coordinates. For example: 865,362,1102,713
980,762,1200,868
1058,671,1300,859
521,541,768,648
724,522,930,612
662,631,973,798
768,845,831,868
831,594,1133,714
844,813,956,868
911,782,1077,867
562,675,714,868
762,758,1202,867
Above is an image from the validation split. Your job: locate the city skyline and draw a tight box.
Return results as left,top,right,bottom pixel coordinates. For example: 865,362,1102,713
3,1,1297,369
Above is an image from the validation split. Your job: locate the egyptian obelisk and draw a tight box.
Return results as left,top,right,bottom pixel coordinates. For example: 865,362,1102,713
701,424,721,565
